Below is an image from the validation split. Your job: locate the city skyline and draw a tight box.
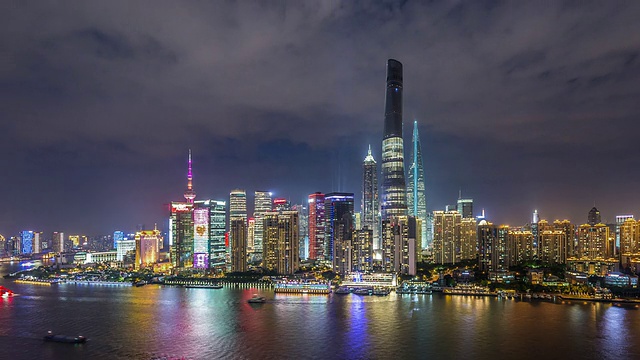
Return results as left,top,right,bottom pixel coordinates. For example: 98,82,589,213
3,2,640,235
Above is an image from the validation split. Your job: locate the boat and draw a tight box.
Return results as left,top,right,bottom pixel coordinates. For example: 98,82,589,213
354,288,372,296
134,280,147,287
334,287,351,294
44,332,87,344
248,294,266,303
0,286,14,298
184,283,223,289
372,288,390,296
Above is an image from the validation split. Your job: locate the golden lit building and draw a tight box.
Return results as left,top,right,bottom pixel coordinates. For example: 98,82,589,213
135,228,161,269
539,230,566,265
432,211,461,264
263,211,299,274
459,217,477,261
576,223,613,259
619,218,640,269
231,218,248,272
506,230,534,267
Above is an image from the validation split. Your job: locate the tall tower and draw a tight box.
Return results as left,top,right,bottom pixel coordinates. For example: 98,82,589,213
381,59,407,219
184,150,196,204
407,120,427,248
362,145,380,249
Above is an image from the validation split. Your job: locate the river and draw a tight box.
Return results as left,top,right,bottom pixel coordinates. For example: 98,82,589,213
1,262,638,360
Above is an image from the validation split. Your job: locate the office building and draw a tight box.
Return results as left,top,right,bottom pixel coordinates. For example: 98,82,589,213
588,207,601,226
231,218,248,272
229,189,247,221
407,121,428,250
253,190,272,257
380,59,407,219
52,232,65,254
21,231,33,255
353,228,374,272
135,228,161,269
308,192,326,261
113,231,124,250
456,194,473,219
324,192,354,268
362,145,380,249
292,203,308,261
194,199,227,272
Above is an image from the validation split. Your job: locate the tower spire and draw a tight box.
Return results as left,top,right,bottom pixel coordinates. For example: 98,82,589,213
184,149,196,203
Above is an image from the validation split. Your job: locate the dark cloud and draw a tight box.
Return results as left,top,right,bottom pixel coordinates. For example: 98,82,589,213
1,1,640,235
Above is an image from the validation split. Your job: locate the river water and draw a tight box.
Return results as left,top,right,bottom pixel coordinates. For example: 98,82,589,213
1,262,639,360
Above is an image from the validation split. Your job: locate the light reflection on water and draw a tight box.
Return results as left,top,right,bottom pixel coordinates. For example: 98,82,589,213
1,266,639,359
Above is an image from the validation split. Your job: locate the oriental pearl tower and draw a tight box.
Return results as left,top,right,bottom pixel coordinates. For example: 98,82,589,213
184,149,196,204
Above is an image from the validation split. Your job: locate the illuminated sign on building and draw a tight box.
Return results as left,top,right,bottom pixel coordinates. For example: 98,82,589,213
193,208,209,264
172,203,192,212
193,253,209,269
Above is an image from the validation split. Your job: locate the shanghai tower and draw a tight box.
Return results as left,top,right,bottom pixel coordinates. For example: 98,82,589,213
381,59,407,219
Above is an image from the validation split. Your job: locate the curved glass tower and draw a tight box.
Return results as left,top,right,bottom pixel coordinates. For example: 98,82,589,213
381,59,407,219
407,120,427,248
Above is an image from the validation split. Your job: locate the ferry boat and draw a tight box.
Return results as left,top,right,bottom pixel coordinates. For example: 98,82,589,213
334,287,351,294
274,281,331,294
44,331,87,344
372,288,390,296
184,283,223,289
354,288,373,296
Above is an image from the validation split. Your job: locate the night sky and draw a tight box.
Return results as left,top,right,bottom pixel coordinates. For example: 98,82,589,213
2,1,640,236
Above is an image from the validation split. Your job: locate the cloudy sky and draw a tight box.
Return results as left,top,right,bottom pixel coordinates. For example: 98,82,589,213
2,1,640,236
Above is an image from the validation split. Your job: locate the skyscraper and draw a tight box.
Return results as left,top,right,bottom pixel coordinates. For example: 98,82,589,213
231,218,248,272
324,192,354,270
362,145,380,249
194,199,227,272
263,210,300,274
253,191,272,258
407,121,427,249
229,189,247,221
308,192,326,261
21,231,33,254
456,192,473,219
588,207,601,225
381,59,407,219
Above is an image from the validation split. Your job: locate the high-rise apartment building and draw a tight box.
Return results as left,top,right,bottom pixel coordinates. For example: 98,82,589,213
353,228,373,272
432,211,461,264
247,218,256,254
577,223,613,259
506,230,535,267
308,192,326,261
362,145,380,249
324,192,354,270
263,210,299,274
381,215,417,275
539,230,566,265
407,121,428,251
619,218,640,269
459,217,477,261
477,220,508,273
381,59,407,219
253,191,272,257
616,215,634,253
